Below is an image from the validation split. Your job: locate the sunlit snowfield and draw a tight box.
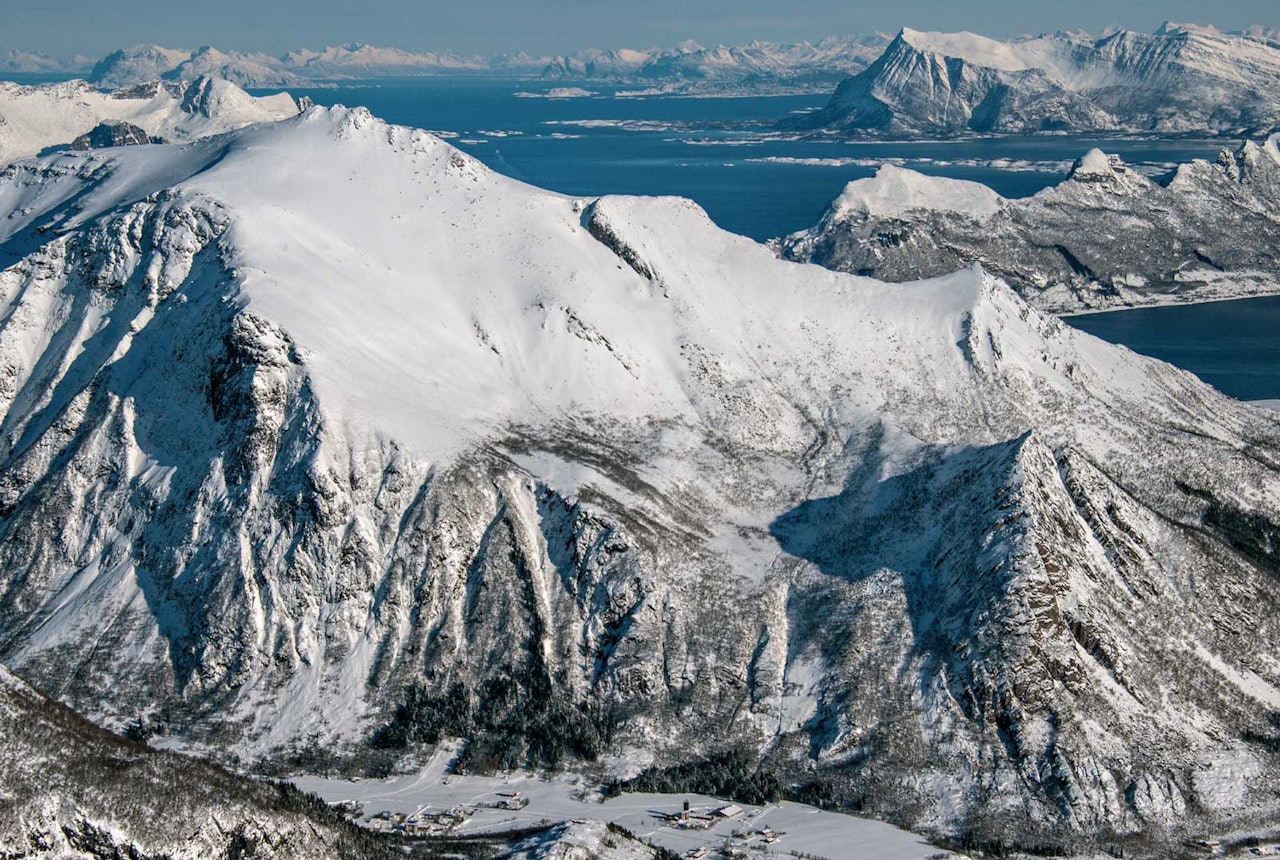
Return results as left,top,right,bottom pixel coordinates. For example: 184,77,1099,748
260,77,1280,400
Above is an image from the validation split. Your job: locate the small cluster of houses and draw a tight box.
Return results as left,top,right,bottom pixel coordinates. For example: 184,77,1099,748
481,790,530,811
365,804,474,836
360,791,531,837
661,801,746,831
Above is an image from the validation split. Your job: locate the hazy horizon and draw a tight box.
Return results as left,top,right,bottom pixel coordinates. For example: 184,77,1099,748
1,0,1276,60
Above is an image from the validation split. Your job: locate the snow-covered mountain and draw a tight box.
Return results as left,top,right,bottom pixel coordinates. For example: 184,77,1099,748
0,48,94,76
1,661,659,858
777,138,1280,313
88,45,194,87
0,77,298,166
88,43,490,88
0,664,393,858
542,35,892,93
280,43,489,78
0,106,1279,854
79,36,890,94
786,23,1280,135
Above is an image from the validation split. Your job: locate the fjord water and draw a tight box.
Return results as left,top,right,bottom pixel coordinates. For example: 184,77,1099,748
1067,297,1280,402
265,77,1279,400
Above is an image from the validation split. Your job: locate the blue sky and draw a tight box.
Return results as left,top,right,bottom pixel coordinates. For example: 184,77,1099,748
1,0,1275,58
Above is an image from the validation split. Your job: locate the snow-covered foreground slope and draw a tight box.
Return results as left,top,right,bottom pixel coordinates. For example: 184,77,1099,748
0,663,393,859
0,106,1279,854
778,138,1280,313
0,77,298,166
786,23,1280,135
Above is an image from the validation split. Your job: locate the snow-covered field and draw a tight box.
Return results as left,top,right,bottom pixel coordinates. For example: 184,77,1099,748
294,745,952,859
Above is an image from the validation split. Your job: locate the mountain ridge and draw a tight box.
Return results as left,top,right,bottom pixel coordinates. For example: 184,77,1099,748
78,35,892,93
785,23,1280,136
775,136,1280,313
0,663,397,859
0,76,299,166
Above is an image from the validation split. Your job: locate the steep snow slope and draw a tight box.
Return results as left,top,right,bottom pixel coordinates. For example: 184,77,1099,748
0,664,394,859
0,107,1279,853
0,77,299,166
787,24,1280,135
778,139,1280,313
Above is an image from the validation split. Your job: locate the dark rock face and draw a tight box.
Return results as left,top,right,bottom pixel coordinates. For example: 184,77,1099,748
69,121,160,151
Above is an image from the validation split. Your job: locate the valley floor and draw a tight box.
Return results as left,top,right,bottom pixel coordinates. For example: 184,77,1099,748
294,744,953,860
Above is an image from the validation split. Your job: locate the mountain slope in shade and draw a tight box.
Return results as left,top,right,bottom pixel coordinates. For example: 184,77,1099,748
776,137,1280,313
786,24,1280,136
0,77,298,166
0,107,1277,853
0,664,395,859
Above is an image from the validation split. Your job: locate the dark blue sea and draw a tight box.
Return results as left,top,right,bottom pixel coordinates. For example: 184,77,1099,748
244,77,1280,401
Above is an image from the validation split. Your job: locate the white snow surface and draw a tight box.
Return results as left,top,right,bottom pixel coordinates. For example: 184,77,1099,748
833,164,1005,221
898,28,1036,71
92,105,1007,466
0,78,298,166
296,744,952,860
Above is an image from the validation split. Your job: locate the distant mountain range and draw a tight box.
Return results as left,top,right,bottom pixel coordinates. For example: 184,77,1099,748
539,35,893,94
2,36,892,93
87,43,496,88
7,23,1280,111
0,77,298,165
0,48,94,75
785,23,1280,136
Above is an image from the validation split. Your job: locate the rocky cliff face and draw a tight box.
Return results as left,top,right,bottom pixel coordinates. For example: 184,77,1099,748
785,24,1280,136
776,138,1280,314
0,665,395,859
70,121,157,150
0,107,1278,853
